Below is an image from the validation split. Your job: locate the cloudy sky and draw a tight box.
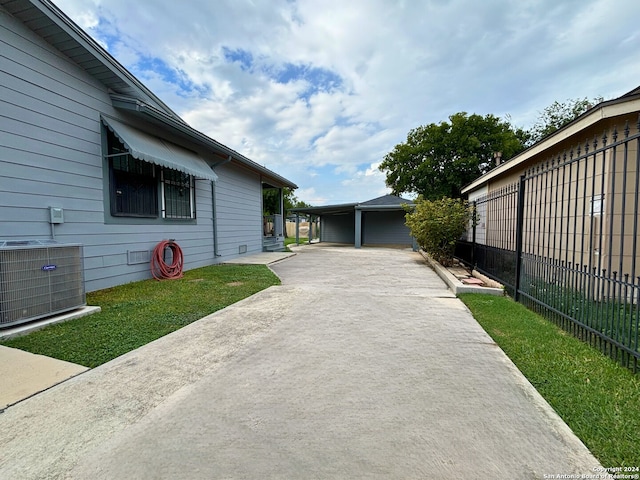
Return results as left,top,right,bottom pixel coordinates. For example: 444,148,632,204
52,0,640,205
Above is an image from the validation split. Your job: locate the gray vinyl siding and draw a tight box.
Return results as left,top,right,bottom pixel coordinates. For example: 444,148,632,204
1,8,251,292
362,211,412,246
1,9,110,276
321,213,355,244
214,162,263,258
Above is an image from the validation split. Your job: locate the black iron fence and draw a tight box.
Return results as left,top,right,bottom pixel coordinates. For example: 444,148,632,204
456,117,640,372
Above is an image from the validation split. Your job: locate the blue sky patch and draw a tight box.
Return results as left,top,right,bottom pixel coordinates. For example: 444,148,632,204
91,21,207,98
275,63,342,87
135,56,208,97
222,47,254,71
273,63,343,97
221,46,343,99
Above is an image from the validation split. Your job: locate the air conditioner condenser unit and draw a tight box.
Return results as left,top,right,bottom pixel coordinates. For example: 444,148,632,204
0,240,86,328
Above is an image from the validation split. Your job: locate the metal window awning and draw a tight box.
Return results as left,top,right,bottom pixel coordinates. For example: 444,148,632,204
101,116,218,181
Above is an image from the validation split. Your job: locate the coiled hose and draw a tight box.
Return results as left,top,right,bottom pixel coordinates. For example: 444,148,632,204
151,240,184,280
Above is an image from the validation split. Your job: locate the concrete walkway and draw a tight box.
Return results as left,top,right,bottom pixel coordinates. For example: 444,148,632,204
0,347,88,411
0,245,600,479
0,252,293,410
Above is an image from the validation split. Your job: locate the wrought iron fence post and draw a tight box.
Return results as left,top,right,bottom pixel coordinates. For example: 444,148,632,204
472,201,477,267
514,174,526,301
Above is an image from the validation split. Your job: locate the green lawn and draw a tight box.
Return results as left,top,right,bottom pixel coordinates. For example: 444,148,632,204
1,264,280,368
284,236,308,246
459,293,640,466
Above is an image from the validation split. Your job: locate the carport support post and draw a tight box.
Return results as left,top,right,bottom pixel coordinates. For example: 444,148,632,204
295,213,300,245
355,208,362,248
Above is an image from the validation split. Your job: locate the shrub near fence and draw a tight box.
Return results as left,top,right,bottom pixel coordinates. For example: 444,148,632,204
406,196,470,266
457,118,640,372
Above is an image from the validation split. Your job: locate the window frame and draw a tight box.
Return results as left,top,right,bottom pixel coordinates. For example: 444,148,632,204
103,126,197,223
161,169,196,219
590,194,604,217
107,153,159,218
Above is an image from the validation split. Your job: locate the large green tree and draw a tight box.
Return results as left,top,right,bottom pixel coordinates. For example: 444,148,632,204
528,96,604,144
379,112,528,199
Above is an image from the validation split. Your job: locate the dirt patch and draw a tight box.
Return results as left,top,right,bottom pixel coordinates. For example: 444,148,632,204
226,281,244,287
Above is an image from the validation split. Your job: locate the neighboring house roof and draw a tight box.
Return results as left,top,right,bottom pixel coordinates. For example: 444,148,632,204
1,0,297,190
291,195,414,215
359,194,414,207
461,85,640,195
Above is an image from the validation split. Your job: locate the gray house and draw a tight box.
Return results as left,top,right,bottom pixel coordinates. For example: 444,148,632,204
0,0,296,293
292,195,415,248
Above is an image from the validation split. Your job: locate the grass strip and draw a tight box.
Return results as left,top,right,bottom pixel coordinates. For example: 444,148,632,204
1,264,280,368
284,237,308,246
459,293,640,467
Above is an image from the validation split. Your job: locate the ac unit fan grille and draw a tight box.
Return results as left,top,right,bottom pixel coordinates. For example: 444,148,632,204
0,244,85,328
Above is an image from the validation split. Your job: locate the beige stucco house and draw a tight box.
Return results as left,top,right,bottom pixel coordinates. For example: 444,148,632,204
459,86,640,369
461,86,640,291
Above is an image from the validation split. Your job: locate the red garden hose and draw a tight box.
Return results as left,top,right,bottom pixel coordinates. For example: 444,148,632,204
151,240,184,280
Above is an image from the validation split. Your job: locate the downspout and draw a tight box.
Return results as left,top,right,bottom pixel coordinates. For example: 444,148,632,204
211,181,218,258
279,187,285,238
211,155,232,258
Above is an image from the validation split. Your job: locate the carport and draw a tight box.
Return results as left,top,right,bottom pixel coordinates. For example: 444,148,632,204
291,195,416,248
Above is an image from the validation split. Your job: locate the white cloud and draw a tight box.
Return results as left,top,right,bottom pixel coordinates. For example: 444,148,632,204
53,0,640,205
365,162,384,177
339,162,391,202
294,187,327,206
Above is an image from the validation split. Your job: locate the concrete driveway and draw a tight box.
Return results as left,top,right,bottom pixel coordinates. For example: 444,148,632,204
0,245,599,479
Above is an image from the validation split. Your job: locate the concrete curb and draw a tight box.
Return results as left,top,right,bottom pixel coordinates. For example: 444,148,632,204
0,306,102,340
419,250,504,296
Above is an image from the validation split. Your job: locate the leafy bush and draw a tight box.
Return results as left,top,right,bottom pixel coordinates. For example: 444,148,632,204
405,196,471,265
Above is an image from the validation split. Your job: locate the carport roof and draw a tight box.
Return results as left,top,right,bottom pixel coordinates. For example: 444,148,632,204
291,195,414,215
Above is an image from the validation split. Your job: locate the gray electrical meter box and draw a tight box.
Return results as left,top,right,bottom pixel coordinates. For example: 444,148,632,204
49,207,64,224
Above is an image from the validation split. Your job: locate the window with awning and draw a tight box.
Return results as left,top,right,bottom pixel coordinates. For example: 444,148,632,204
101,116,217,181
102,117,216,219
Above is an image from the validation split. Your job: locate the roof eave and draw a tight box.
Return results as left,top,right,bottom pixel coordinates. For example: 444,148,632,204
290,203,358,215
22,0,186,122
111,95,298,189
291,202,414,215
356,204,414,211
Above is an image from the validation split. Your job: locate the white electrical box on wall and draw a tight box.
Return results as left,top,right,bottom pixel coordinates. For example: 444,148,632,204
49,207,64,224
